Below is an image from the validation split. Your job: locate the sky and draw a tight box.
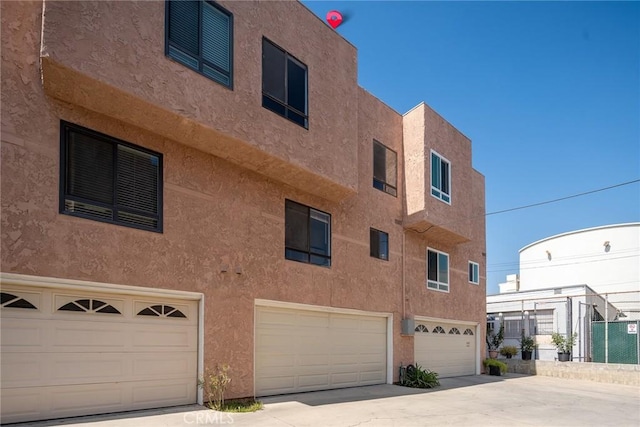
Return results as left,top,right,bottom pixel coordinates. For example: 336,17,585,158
302,0,640,295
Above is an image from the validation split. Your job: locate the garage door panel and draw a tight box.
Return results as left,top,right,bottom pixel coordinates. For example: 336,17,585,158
53,324,125,348
331,372,358,386
133,352,197,377
0,318,43,349
256,306,387,396
1,287,198,423
255,376,295,395
131,378,195,405
51,384,126,412
0,389,43,423
414,321,476,378
256,353,295,369
298,373,330,388
297,354,330,367
298,312,330,327
132,327,194,348
52,355,125,382
1,353,44,385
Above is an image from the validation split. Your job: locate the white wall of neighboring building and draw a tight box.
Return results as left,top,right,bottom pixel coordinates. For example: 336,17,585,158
518,223,640,319
487,285,617,362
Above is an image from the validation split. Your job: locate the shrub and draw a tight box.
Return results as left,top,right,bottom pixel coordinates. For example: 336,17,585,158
520,335,535,352
199,364,231,410
486,324,504,350
551,332,577,353
499,345,518,357
483,358,507,374
402,363,440,389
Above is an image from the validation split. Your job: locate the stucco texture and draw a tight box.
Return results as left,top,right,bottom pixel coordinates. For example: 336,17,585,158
2,0,486,398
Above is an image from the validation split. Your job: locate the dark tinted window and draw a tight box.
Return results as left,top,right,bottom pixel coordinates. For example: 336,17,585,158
60,121,162,232
166,0,233,88
285,200,330,267
262,38,308,128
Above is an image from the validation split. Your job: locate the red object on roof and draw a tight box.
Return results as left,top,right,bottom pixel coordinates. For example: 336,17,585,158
326,10,343,29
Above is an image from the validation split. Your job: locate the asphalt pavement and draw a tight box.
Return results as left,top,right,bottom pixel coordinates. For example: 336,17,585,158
10,374,640,427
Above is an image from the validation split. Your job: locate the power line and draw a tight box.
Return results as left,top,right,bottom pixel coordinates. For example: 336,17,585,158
487,247,640,268
487,254,639,273
486,179,640,217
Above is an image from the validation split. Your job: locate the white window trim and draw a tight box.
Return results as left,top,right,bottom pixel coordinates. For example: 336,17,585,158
426,247,450,293
430,149,452,205
469,261,479,284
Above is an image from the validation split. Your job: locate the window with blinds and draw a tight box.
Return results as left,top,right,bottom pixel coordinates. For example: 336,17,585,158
60,121,163,232
166,0,233,88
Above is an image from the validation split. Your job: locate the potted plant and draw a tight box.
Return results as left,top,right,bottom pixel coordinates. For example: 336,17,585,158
520,335,535,360
486,324,504,359
551,332,577,362
499,345,518,359
483,358,508,376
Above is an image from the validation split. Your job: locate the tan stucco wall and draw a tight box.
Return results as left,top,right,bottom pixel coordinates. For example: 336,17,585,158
2,0,486,398
403,103,481,244
39,0,359,201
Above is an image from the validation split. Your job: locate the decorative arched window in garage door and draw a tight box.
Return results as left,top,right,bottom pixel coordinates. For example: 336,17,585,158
58,298,121,314
1,292,37,309
432,326,446,334
414,324,429,333
137,304,186,318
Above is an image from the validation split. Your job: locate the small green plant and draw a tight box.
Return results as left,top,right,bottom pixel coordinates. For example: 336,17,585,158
217,398,263,413
483,358,507,374
402,363,440,389
486,324,504,350
551,332,577,353
199,364,231,410
520,335,535,352
499,345,518,358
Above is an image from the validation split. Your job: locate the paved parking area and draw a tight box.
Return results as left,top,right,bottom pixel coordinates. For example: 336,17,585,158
13,374,640,426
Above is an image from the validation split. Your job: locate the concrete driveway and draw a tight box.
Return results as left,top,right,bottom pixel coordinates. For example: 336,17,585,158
13,374,640,427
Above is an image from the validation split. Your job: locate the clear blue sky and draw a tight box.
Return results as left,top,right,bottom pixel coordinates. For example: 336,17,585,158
302,1,640,295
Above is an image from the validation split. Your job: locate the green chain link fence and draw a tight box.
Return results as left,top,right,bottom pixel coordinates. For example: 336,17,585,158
592,320,639,364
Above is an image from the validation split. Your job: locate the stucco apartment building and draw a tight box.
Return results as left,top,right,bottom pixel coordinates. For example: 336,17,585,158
1,1,486,423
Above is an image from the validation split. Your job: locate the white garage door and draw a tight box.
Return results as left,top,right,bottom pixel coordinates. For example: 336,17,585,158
0,286,198,424
414,321,476,378
255,306,387,396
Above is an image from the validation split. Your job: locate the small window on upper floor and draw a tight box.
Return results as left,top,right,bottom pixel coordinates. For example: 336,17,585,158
431,150,451,204
469,261,479,284
262,38,308,128
373,140,397,196
370,228,389,261
285,200,330,267
60,121,163,232
427,248,449,292
166,0,233,88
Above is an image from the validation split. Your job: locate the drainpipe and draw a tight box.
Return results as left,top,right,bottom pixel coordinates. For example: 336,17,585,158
402,230,406,319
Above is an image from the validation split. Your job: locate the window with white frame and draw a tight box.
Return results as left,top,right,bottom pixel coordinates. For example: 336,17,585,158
431,150,451,203
427,248,449,292
468,261,479,284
